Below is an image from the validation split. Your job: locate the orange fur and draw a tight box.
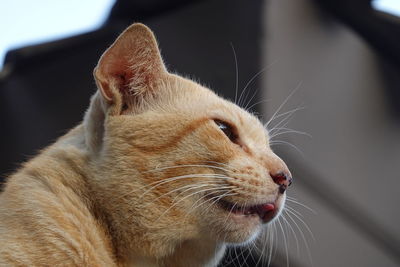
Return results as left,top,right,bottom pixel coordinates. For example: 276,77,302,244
0,23,291,267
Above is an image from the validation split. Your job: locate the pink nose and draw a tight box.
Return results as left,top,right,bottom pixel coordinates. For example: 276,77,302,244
270,172,293,193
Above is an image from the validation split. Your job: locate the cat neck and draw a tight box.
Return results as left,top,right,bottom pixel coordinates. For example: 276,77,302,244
127,237,226,267
161,238,226,267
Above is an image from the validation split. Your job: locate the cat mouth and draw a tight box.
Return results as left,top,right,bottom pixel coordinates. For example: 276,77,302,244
216,199,277,223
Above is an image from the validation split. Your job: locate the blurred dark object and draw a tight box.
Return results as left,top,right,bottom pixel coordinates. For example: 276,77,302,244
315,0,400,67
107,0,203,22
315,0,400,117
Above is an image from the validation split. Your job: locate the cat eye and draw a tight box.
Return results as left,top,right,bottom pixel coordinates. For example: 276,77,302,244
214,119,239,144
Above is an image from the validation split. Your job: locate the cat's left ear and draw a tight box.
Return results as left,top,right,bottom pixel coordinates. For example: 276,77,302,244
94,23,168,113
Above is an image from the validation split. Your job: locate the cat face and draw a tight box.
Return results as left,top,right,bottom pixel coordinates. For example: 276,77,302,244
89,24,292,249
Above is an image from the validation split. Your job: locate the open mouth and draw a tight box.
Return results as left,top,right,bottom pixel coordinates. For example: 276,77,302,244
217,199,276,223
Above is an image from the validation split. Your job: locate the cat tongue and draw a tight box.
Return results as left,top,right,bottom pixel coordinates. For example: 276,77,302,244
252,203,275,222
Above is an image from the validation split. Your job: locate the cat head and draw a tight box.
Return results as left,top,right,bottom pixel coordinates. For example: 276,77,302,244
85,23,292,256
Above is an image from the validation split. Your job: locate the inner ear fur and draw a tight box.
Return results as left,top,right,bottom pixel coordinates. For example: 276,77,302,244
94,23,168,113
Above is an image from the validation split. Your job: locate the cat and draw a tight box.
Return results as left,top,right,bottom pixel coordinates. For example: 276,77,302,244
0,23,292,267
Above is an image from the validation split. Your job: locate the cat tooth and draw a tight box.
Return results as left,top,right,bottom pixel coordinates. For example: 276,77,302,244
244,209,252,215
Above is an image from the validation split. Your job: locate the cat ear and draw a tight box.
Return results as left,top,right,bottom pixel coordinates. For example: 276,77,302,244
94,23,167,112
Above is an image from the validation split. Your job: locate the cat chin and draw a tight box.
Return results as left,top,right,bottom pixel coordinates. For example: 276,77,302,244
203,198,286,244
221,225,263,245
226,228,262,247
199,211,262,244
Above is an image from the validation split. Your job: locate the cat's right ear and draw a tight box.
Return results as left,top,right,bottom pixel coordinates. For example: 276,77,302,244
93,23,168,114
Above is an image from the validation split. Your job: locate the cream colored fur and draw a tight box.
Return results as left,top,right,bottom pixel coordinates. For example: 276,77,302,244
0,24,291,267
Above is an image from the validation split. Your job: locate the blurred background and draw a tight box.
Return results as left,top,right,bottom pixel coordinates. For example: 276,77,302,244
1,0,399,266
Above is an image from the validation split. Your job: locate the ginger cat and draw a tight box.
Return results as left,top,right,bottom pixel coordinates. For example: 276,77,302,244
0,23,292,267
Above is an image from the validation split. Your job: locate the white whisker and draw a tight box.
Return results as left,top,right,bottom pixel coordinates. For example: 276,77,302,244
268,106,299,134
230,43,239,105
286,198,317,214
277,217,289,267
284,209,314,266
269,140,305,157
145,164,232,174
266,106,305,130
265,81,302,128
282,212,300,256
269,129,312,140
240,60,277,108
246,99,271,113
189,190,237,216
154,186,234,223
285,204,305,218
285,208,315,241
243,85,261,111
138,173,236,198
268,223,275,266
143,182,219,207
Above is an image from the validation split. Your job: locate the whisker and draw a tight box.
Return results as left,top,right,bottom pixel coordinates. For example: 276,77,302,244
243,86,260,111
269,140,305,157
282,212,300,256
271,222,278,264
286,198,317,214
225,245,249,267
138,174,236,198
117,173,229,204
269,129,312,140
265,81,302,128
264,107,305,131
146,182,223,207
145,164,232,174
284,209,314,266
188,190,237,216
230,43,239,105
202,191,238,215
268,106,299,134
249,239,261,265
285,204,305,218
245,99,271,112
285,208,315,241
241,243,254,267
268,223,275,266
223,201,239,225
270,126,309,135
203,160,240,171
277,217,290,267
240,61,277,108
190,191,239,231
154,186,234,223
255,230,266,267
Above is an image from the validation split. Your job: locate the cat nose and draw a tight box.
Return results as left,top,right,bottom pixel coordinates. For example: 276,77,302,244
270,171,293,194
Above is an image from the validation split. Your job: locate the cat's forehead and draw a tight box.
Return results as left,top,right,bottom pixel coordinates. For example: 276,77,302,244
209,99,268,142
165,76,267,142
